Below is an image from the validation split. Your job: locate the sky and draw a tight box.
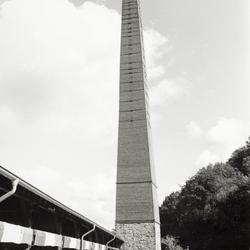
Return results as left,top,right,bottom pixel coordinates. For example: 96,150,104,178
0,0,249,230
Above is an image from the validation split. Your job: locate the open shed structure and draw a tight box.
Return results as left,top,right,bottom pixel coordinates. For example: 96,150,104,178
0,166,124,249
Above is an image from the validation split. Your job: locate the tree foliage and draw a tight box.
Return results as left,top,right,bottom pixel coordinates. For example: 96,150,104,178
162,235,185,250
228,138,250,175
160,138,250,250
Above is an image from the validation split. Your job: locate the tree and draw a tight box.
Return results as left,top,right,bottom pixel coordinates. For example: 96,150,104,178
160,138,250,250
228,137,250,175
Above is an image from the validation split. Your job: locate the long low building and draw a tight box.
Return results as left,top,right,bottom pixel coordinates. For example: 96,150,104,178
0,166,124,249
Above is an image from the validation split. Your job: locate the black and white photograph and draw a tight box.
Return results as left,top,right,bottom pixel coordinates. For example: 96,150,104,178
0,0,249,249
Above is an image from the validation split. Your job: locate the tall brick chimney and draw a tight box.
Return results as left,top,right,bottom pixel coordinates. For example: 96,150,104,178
115,0,161,249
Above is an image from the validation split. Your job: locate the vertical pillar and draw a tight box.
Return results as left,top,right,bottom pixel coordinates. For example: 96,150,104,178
115,0,161,249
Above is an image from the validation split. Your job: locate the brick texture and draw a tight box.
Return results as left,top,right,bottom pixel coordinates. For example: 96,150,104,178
116,0,161,249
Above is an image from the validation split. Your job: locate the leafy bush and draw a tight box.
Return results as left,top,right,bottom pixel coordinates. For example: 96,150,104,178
162,235,185,250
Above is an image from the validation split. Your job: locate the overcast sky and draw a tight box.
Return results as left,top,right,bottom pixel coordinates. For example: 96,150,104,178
0,0,249,230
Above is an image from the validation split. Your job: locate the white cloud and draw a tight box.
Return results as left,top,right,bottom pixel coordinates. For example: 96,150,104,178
150,77,189,107
144,29,168,67
67,170,116,229
196,117,250,167
143,28,189,126
148,65,165,80
148,77,189,126
186,121,203,138
207,118,248,145
144,28,169,80
0,105,13,123
0,0,168,229
196,150,221,167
